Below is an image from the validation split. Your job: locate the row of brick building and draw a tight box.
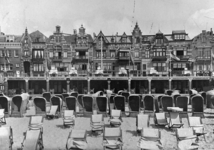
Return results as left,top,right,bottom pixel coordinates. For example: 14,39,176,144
0,23,213,77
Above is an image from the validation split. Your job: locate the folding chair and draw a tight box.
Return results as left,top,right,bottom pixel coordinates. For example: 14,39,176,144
168,112,183,129
137,128,163,150
91,114,104,135
0,126,13,150
96,96,108,116
109,109,123,127
176,128,199,150
103,127,123,150
34,97,47,115
0,96,10,115
188,116,206,138
128,94,141,114
21,130,43,150
136,114,150,133
11,95,23,117
0,109,6,125
65,96,77,111
66,129,88,150
28,116,44,131
191,95,204,117
154,112,168,126
143,95,155,114
161,96,173,112
46,105,58,119
63,110,75,127
82,95,93,116
114,95,125,112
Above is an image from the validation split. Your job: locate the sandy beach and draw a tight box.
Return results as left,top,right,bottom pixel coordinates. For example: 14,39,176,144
2,100,214,150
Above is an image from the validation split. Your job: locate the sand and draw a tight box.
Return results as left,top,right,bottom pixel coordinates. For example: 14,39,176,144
2,102,214,150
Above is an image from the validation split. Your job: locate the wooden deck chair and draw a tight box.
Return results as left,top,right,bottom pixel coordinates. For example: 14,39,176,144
63,110,75,127
176,128,199,150
168,112,183,129
188,116,206,137
91,114,104,134
65,96,76,112
96,96,108,116
103,127,123,150
34,97,47,115
42,92,51,103
121,91,130,102
82,95,93,116
175,96,188,114
114,95,125,112
28,116,44,131
110,109,123,127
191,95,204,117
161,96,173,112
21,130,43,150
50,96,62,116
66,129,88,150
143,95,155,114
136,114,150,133
11,95,23,117
46,105,58,119
0,126,13,150
128,94,141,114
154,112,168,126
137,128,163,150
0,109,6,125
0,96,10,115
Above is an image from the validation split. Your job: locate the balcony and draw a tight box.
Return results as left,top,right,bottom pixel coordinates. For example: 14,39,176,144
51,56,63,61
72,56,89,63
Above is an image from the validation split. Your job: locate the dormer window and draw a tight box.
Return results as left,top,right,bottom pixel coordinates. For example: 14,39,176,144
174,34,185,40
156,39,163,44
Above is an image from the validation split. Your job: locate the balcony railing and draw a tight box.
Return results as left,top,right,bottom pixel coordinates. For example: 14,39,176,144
75,56,89,59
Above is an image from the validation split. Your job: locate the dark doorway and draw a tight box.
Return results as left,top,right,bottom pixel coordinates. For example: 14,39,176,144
24,61,30,76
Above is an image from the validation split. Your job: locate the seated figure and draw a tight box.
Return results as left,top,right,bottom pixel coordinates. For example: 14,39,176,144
118,67,127,76
95,66,104,76
69,67,78,76
49,66,58,76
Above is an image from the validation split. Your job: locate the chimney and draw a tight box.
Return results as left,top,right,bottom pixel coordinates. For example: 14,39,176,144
56,26,60,33
73,29,77,35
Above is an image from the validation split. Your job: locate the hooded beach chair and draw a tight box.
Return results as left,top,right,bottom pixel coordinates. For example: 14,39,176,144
34,97,47,115
11,95,23,117
62,93,70,107
50,96,62,116
168,112,183,129
42,92,51,103
63,110,75,127
199,91,206,105
121,91,130,102
77,94,84,108
161,96,173,112
172,94,180,106
0,126,13,150
176,128,199,150
110,109,123,127
154,112,168,126
188,116,205,137
55,94,64,102
21,130,43,150
136,114,150,133
128,95,141,114
66,129,88,150
46,105,58,119
137,128,163,150
0,96,10,115
0,109,6,125
109,94,115,111
191,95,204,117
114,95,125,112
65,96,77,111
82,95,93,116
91,114,104,135
175,96,188,115
143,95,155,114
28,116,44,131
103,127,123,150
96,96,108,116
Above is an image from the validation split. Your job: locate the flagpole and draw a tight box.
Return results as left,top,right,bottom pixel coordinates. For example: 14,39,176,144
211,48,213,75
169,50,171,77
101,37,103,70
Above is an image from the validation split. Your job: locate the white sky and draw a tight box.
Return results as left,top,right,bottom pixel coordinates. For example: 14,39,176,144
1,0,214,38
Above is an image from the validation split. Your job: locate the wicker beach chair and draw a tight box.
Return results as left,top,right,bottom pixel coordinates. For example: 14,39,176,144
0,126,13,150
128,94,141,114
28,116,44,131
168,112,183,129
70,92,79,98
188,116,206,138
66,129,88,150
63,110,75,127
175,96,188,115
91,114,104,135
157,95,163,108
65,96,77,112
21,130,43,150
121,91,130,102
96,96,108,116
0,109,6,125
154,112,168,126
82,95,93,116
62,93,70,108
114,95,125,112
103,127,123,150
34,97,47,115
137,128,163,150
0,96,10,115
50,96,63,116
191,95,204,117
176,128,199,150
161,96,173,112
199,91,206,105
110,109,123,127
136,114,150,133
143,95,155,114
11,95,23,117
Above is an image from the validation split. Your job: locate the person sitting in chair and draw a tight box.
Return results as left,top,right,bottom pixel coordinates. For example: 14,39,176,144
118,67,127,76
95,66,104,76
69,67,78,76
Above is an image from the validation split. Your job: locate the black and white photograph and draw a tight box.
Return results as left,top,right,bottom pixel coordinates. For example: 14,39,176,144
0,0,214,149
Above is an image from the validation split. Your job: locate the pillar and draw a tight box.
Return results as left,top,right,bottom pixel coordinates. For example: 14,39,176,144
189,79,192,91
169,79,172,90
25,79,29,93
46,80,49,92
128,78,131,93
87,78,90,94
4,79,8,95
107,80,111,90
67,80,70,93
148,79,151,94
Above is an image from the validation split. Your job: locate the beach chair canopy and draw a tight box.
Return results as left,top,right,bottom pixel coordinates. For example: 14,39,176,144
161,96,173,112
65,96,76,111
96,96,108,114
128,95,140,113
42,92,51,102
114,95,125,112
143,95,155,112
0,96,9,114
175,96,188,112
11,95,23,117
82,96,93,113
0,126,13,150
191,95,204,117
34,97,46,115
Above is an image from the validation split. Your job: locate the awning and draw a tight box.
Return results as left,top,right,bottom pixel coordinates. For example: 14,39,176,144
152,58,167,62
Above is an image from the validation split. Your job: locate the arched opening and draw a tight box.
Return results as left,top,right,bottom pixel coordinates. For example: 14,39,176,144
24,61,30,76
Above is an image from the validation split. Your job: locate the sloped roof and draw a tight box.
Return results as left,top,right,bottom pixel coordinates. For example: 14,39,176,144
30,30,47,42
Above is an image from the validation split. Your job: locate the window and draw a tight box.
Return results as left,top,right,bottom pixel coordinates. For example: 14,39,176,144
110,51,115,58
153,48,166,57
14,50,18,57
156,39,163,44
152,63,166,72
122,38,126,43
63,52,67,58
145,51,150,58
33,64,44,72
134,52,139,58
49,52,53,58
96,51,106,58
24,51,29,56
119,52,129,57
